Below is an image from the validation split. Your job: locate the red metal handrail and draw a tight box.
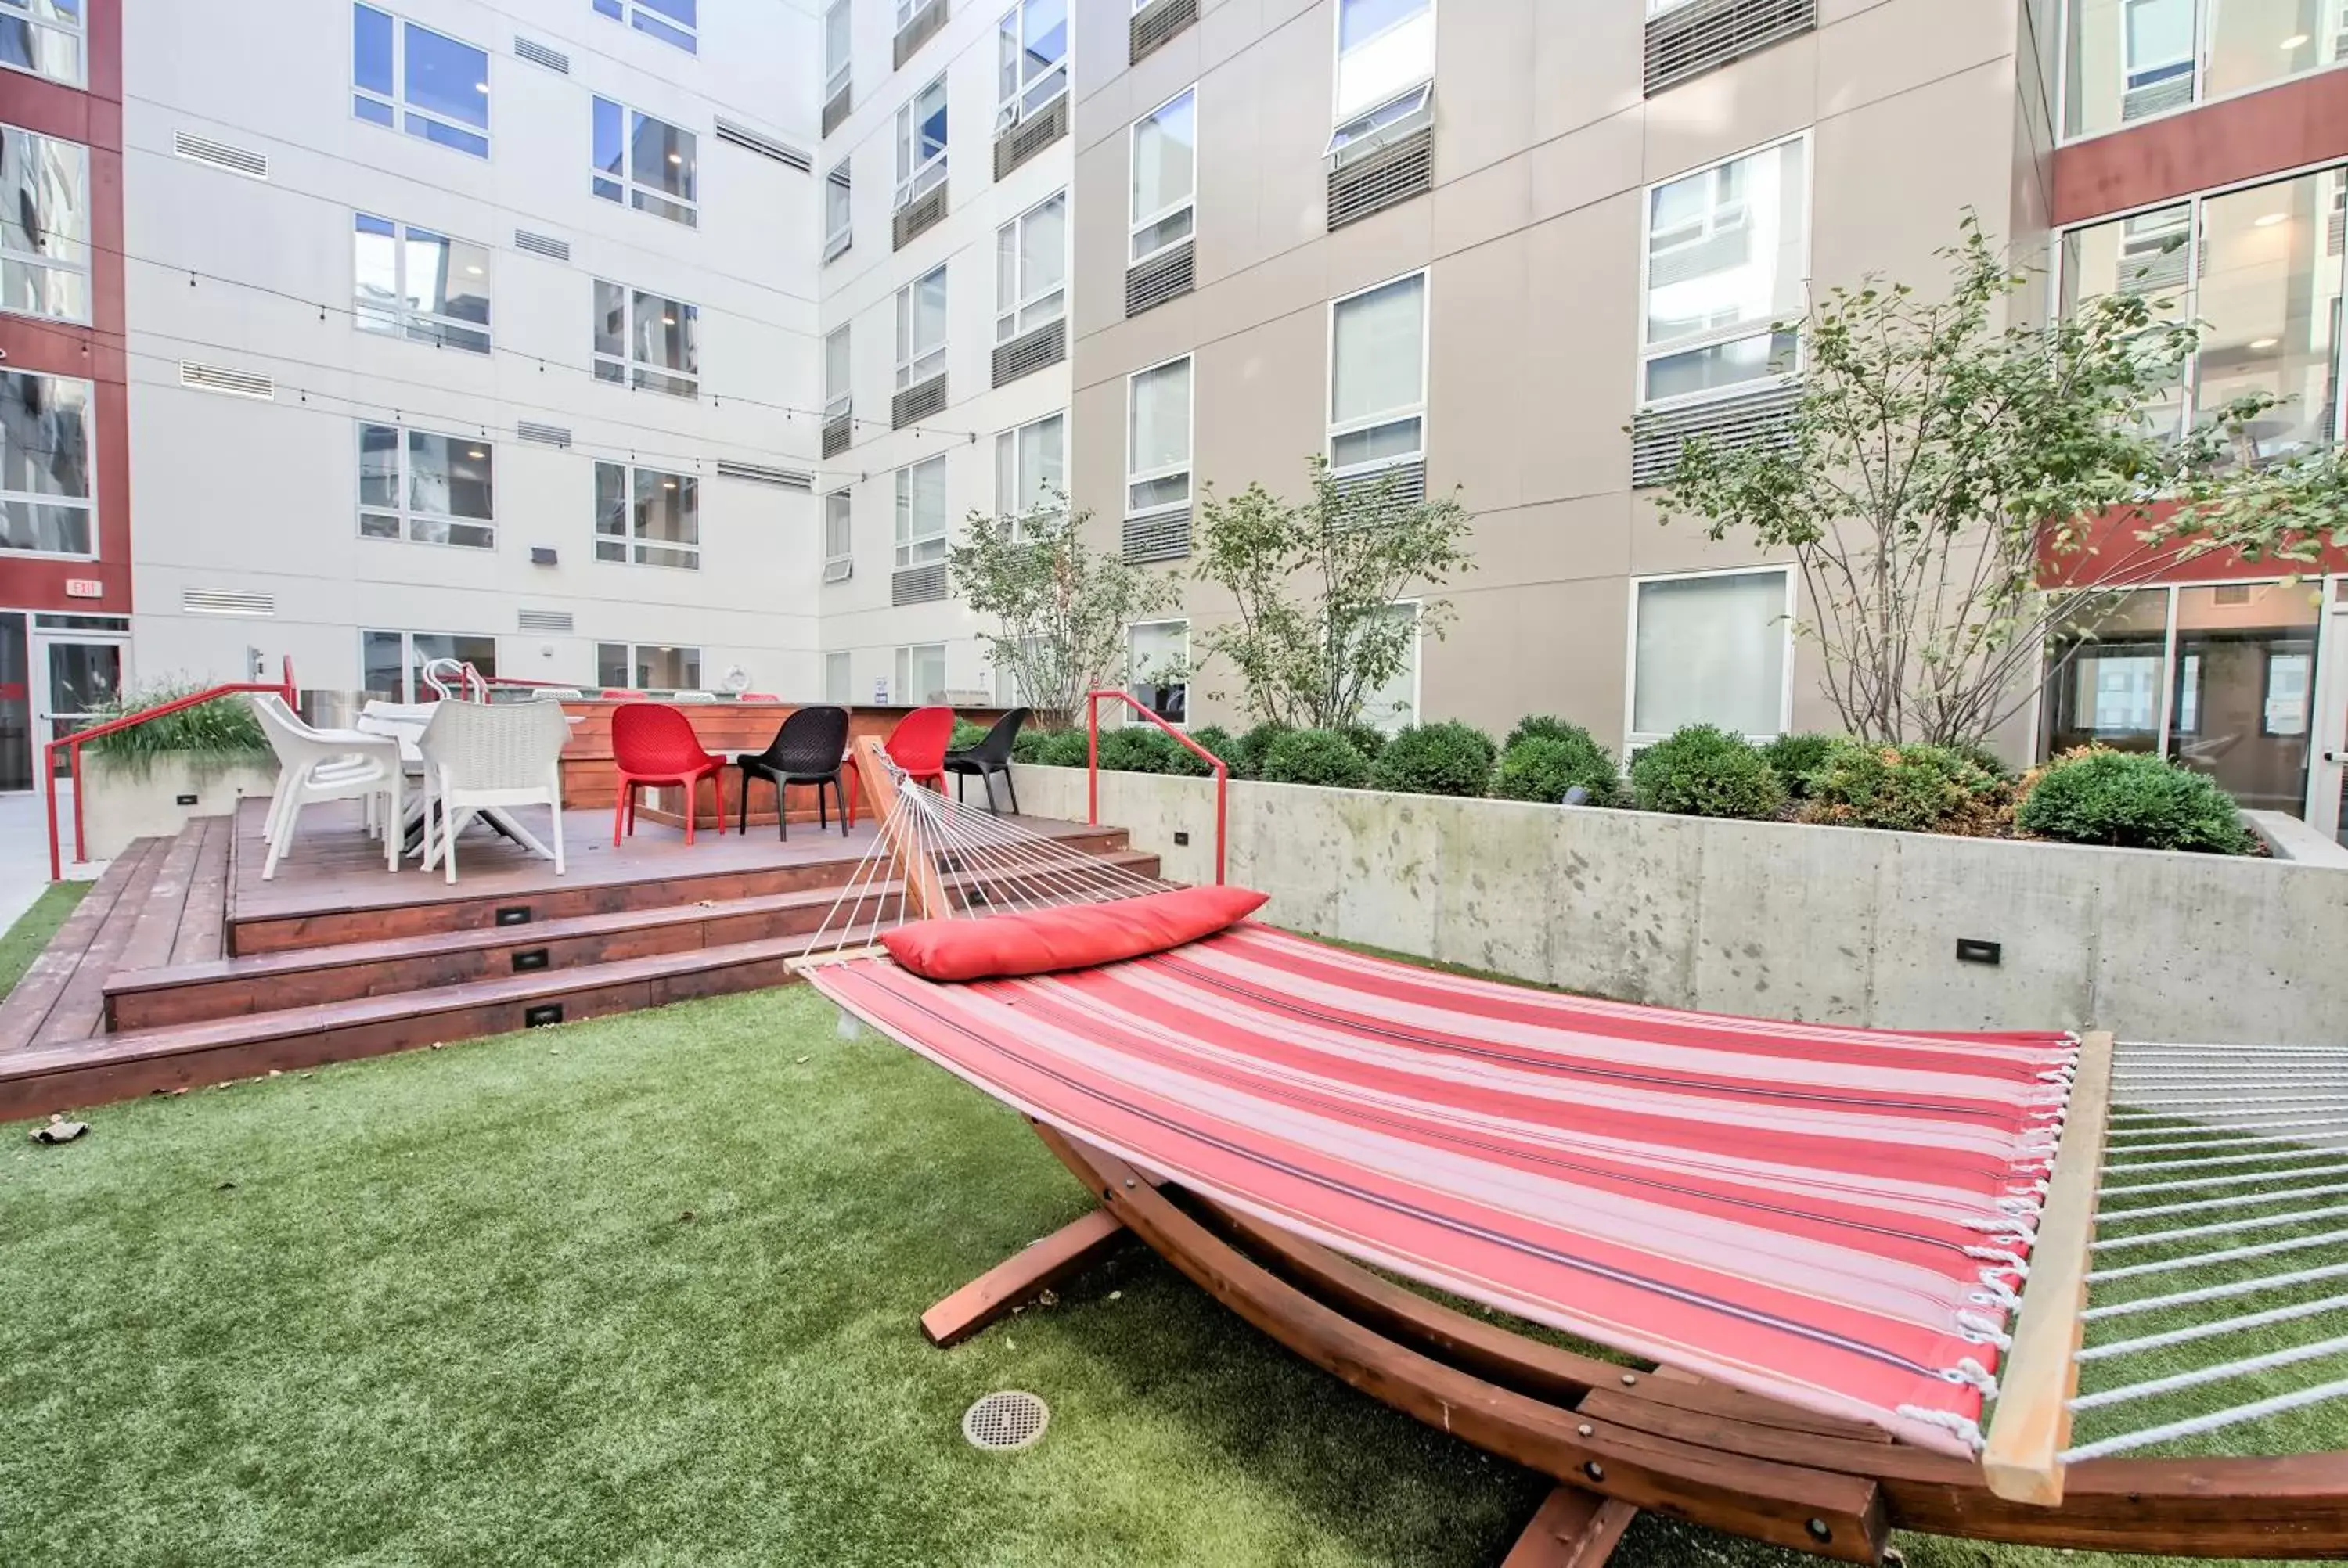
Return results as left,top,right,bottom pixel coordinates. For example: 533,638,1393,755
44,656,297,880
1083,689,1226,886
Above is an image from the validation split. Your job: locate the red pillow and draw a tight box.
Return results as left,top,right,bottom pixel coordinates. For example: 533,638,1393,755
881,885,1269,982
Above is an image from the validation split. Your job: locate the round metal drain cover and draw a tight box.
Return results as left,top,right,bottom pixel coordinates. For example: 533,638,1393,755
962,1390,1050,1451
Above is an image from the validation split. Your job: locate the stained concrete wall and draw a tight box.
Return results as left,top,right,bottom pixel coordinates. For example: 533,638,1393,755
1013,765,2348,1046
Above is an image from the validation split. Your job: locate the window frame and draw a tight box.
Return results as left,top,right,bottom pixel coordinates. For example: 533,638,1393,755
823,323,852,419
1124,353,1194,520
0,121,88,325
356,421,497,551
995,410,1066,534
824,0,852,100
593,280,701,400
995,189,1068,344
895,73,949,209
895,264,948,389
892,642,948,706
2055,0,2348,145
824,160,852,263
0,366,95,559
996,0,1070,130
361,628,499,703
1636,129,1813,415
1622,564,1797,747
1326,268,1430,477
352,211,491,354
1126,617,1190,727
1128,85,1197,266
0,0,85,88
823,488,854,577
591,95,699,228
596,641,704,689
824,649,853,704
1330,0,1435,128
352,5,492,160
894,455,949,570
592,459,702,570
1358,598,1422,735
592,0,698,54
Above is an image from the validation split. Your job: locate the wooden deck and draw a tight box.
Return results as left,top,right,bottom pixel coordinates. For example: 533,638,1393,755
1,798,1149,1121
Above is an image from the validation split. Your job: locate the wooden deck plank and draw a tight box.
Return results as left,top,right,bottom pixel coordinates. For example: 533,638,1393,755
116,822,204,978
0,845,152,1052
31,840,172,1048
168,817,232,966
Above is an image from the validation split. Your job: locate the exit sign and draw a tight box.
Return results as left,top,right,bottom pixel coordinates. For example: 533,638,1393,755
63,578,102,599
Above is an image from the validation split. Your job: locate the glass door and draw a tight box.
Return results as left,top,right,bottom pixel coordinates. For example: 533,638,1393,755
2312,576,2348,846
33,634,124,776
0,613,28,792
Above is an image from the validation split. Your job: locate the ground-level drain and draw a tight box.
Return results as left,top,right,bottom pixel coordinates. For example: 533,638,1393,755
961,1390,1049,1451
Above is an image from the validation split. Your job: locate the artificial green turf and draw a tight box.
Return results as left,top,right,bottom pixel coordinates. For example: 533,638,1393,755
0,879,89,1001
0,988,2310,1567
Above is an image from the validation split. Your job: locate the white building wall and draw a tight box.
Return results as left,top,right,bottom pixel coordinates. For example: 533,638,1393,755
120,0,823,699
815,0,1074,704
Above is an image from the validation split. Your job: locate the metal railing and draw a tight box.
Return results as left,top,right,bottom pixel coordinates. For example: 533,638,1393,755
1083,688,1226,886
44,656,298,880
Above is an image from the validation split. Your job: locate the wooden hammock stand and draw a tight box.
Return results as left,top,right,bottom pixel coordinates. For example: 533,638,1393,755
849,740,2348,1564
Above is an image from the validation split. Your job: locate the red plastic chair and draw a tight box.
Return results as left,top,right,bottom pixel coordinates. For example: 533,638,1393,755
611,703,727,847
886,706,955,794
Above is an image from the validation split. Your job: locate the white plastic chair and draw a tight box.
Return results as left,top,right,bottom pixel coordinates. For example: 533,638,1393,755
416,700,571,884
249,694,404,879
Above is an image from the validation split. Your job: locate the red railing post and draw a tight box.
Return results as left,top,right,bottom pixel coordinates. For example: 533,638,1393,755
43,743,60,881
70,741,85,865
1086,693,1100,826
1080,688,1226,886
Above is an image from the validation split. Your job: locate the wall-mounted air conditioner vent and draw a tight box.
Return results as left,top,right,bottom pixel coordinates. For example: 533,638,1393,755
182,588,275,617
178,361,274,399
2122,74,2195,122
514,229,571,262
1130,0,1197,64
892,374,946,430
517,609,575,633
1644,0,1816,96
823,557,854,584
891,563,949,605
173,131,268,181
1629,383,1800,488
1330,459,1428,517
822,411,854,457
991,318,1066,388
1328,126,1432,230
715,118,812,171
716,459,812,490
1125,239,1194,317
893,183,948,250
1122,509,1191,564
993,92,1068,182
894,0,948,68
513,36,570,72
517,420,573,448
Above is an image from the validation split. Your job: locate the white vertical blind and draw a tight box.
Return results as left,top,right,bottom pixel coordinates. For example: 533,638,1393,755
1334,0,1432,120
1129,358,1192,475
1632,571,1788,738
1131,90,1195,223
1332,274,1425,424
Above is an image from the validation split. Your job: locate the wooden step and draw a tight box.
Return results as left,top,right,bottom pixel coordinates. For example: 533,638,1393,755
0,838,166,1052
27,837,175,1049
226,823,1136,956
106,849,1163,1030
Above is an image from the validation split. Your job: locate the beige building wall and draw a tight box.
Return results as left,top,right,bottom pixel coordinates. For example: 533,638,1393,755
1069,0,2053,750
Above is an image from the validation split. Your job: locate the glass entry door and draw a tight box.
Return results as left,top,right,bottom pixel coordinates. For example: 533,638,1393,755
34,635,123,776
0,613,28,792
2314,577,2348,846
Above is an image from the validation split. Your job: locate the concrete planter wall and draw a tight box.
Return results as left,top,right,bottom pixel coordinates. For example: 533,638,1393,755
1010,764,2348,1047
81,756,277,861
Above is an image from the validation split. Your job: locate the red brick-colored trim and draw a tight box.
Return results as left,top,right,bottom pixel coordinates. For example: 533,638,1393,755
2052,68,2348,228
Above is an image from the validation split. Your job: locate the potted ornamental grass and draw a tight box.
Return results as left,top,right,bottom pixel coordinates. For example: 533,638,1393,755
77,680,279,859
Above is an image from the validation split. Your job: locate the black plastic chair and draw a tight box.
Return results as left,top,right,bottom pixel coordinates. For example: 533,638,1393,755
737,705,852,840
943,707,1029,815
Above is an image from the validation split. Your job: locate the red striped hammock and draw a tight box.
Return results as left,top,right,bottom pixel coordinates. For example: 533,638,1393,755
812,921,2079,1456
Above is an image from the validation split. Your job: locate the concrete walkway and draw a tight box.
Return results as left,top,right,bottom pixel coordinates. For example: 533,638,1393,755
0,785,87,934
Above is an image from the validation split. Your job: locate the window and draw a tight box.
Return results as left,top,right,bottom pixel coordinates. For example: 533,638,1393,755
823,490,852,577
824,325,852,418
592,0,697,53
895,455,947,566
996,0,1068,127
0,369,91,556
1126,356,1192,516
996,192,1066,343
358,425,495,549
825,0,852,102
2060,167,2346,459
825,160,852,261
1359,602,1420,733
1334,0,1432,124
353,214,489,353
595,462,700,569
592,97,698,227
825,649,852,704
895,265,947,387
1628,569,1791,742
596,642,702,689
0,0,84,87
1329,82,1430,159
353,5,490,159
895,74,948,207
894,643,945,705
1330,272,1426,473
1130,88,1196,263
0,125,86,322
2062,0,2346,140
1128,620,1187,724
1640,135,1808,407
996,412,1064,527
594,282,700,398
362,630,498,703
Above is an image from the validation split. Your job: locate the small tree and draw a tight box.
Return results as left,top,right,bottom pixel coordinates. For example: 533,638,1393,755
1657,215,2214,749
1190,456,1473,728
947,491,1176,728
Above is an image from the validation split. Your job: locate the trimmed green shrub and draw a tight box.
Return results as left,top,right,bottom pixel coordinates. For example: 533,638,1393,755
2016,746,2255,854
1336,723,1389,764
1946,737,2014,783
1230,721,1294,782
1758,732,1843,799
1628,725,1786,820
82,680,270,779
1021,729,1089,768
1186,724,1240,772
1799,741,2002,834
1369,721,1498,797
1493,731,1620,806
948,717,990,753
1258,728,1372,789
1096,727,1186,774
1504,714,1584,753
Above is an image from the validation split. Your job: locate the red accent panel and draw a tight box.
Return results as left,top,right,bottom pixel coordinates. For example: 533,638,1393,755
881,886,1271,982
2036,501,2348,588
2052,70,2348,227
